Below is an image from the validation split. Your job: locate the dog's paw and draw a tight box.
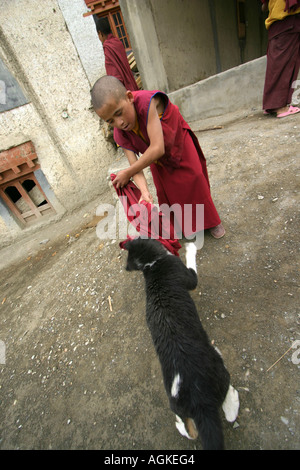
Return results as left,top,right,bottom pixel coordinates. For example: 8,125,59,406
185,242,197,272
222,385,239,422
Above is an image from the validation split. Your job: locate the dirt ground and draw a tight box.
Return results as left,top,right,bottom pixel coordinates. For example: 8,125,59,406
0,109,299,451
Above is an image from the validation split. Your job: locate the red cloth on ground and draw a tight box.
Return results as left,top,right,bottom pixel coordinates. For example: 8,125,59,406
103,34,139,91
114,90,221,237
110,174,182,256
263,14,300,110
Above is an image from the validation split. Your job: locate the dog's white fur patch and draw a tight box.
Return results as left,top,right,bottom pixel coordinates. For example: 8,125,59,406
171,373,181,398
209,343,239,422
213,344,223,357
222,385,240,422
185,242,197,273
175,415,193,440
143,260,157,269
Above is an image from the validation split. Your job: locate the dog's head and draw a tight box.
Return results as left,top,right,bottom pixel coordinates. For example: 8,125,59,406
124,237,169,271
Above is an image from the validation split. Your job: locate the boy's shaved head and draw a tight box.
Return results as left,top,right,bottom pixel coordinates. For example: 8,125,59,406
91,75,127,111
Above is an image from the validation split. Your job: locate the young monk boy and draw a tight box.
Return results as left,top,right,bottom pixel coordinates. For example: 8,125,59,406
91,75,225,240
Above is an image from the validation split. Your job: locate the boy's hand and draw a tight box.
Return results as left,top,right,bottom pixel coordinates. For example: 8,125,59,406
139,191,154,204
112,169,131,188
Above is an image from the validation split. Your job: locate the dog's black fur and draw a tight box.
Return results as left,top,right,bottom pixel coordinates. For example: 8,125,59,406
125,237,231,450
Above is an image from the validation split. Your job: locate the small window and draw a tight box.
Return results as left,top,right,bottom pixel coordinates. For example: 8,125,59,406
0,176,55,225
112,11,129,49
0,142,55,226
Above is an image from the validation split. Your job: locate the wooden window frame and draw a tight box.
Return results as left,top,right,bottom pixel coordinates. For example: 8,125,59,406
0,141,55,225
84,1,131,52
99,8,131,51
0,173,55,225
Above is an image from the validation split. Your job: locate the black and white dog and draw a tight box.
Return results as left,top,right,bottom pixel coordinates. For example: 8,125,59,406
124,237,239,450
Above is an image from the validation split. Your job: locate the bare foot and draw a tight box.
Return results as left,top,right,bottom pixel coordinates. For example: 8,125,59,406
209,223,225,239
275,105,289,116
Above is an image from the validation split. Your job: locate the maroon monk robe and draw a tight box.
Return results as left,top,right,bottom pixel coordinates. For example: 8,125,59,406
284,0,300,12
110,174,182,256
263,13,300,111
103,33,139,91
114,90,221,238
260,1,300,13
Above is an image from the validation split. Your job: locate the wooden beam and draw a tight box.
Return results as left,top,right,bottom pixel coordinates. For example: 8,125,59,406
0,188,26,225
14,181,42,218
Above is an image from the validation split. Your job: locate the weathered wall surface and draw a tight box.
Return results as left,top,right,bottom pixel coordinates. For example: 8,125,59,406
150,0,267,91
169,56,267,122
150,0,217,90
57,0,105,86
120,0,267,93
119,0,169,92
0,0,114,245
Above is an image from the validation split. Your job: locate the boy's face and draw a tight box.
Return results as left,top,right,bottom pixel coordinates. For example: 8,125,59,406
96,91,136,131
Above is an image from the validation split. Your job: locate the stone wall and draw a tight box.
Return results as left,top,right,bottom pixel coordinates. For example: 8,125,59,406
120,0,267,93
0,0,115,245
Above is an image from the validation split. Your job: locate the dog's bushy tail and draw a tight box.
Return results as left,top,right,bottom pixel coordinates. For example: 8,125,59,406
194,407,224,450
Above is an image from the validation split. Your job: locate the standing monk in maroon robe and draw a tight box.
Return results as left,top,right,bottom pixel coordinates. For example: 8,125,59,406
262,0,300,117
91,76,225,241
94,16,138,92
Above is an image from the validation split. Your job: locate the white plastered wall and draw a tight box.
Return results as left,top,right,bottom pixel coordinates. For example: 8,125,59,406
0,0,114,244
